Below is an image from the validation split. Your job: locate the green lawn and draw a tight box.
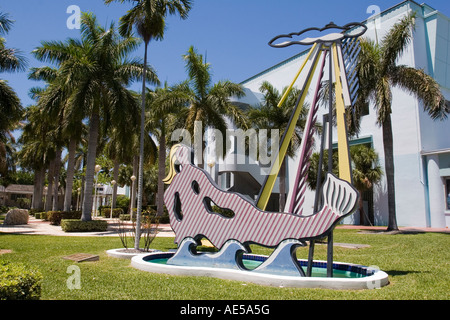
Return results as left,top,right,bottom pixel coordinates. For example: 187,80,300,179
0,229,448,300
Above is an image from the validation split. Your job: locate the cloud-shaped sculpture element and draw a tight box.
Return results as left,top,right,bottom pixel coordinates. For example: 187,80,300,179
268,21,367,48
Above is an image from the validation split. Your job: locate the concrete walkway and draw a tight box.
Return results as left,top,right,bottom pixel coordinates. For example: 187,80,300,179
0,217,175,237
336,224,450,234
1,217,448,237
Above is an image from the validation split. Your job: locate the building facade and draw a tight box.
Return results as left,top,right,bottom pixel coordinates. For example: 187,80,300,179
216,0,449,228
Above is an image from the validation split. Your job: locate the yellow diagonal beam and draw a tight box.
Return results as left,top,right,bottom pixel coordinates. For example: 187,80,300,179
277,43,317,108
256,45,322,210
331,43,351,183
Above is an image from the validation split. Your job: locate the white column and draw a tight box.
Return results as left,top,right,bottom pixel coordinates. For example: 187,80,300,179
427,155,446,227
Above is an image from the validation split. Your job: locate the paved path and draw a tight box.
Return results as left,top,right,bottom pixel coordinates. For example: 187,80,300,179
1,217,448,237
336,225,450,234
0,217,175,237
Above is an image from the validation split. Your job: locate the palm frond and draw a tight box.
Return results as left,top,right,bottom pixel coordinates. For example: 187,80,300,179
0,80,22,132
32,40,74,64
115,58,159,85
183,46,211,99
0,46,27,72
0,12,14,35
390,65,448,120
28,66,58,82
375,77,392,124
381,12,416,71
80,12,103,44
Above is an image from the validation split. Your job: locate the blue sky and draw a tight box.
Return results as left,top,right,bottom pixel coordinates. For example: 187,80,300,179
1,0,449,109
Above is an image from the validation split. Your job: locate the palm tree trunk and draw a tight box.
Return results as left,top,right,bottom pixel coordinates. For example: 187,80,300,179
112,158,119,209
32,167,42,210
358,195,365,225
45,160,55,212
157,128,166,217
32,167,45,210
382,114,399,231
64,138,77,212
194,122,204,169
135,42,148,249
81,112,100,221
52,148,62,211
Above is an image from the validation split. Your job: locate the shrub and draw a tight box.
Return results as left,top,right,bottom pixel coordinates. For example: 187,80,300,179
61,219,108,232
100,207,124,218
16,198,31,209
3,209,29,225
119,214,132,221
39,211,47,220
47,211,82,226
28,208,40,216
155,213,170,224
0,260,43,300
116,195,129,207
34,212,44,219
118,212,170,224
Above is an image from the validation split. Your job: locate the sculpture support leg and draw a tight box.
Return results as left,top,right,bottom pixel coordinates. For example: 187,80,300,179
307,240,315,277
327,232,333,277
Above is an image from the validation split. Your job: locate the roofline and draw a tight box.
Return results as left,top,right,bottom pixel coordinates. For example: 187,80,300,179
240,0,439,85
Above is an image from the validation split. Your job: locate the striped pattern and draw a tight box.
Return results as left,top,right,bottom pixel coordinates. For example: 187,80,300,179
288,51,327,216
341,37,361,106
164,146,358,249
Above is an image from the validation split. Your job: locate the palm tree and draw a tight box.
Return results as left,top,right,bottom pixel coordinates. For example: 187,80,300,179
354,12,449,230
350,145,383,225
18,105,55,211
28,67,70,212
0,133,16,190
307,145,382,225
105,0,192,249
146,83,189,216
0,11,26,179
33,13,159,221
182,46,248,168
105,105,157,212
247,81,311,211
105,127,134,211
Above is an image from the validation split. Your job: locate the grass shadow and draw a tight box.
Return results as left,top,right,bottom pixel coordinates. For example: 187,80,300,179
384,269,426,276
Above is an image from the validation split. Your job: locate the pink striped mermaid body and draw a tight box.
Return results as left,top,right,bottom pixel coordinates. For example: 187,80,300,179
164,153,358,249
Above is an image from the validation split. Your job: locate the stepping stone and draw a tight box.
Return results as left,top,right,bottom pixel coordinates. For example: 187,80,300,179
334,242,370,249
62,253,99,262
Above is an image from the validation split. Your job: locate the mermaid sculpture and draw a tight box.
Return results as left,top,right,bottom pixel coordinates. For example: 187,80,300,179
161,21,365,276
162,144,358,276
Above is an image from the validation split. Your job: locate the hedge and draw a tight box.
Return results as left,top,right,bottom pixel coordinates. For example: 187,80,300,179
35,211,47,220
47,211,82,226
0,260,43,300
119,213,170,224
99,207,124,218
61,219,108,232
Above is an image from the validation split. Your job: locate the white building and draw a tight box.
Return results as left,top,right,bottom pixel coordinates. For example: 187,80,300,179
216,0,449,228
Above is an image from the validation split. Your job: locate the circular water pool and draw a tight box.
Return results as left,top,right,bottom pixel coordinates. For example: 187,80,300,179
131,251,389,290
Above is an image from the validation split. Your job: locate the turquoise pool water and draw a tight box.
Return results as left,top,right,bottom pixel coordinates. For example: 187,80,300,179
145,257,366,278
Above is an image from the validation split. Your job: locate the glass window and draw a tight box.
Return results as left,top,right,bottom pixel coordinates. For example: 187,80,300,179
446,178,450,211
10,194,27,201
